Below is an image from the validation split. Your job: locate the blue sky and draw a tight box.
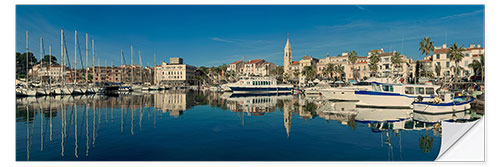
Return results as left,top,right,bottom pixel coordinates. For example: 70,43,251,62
16,5,484,67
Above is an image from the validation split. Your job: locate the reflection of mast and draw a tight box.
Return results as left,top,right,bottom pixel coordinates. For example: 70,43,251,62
26,105,30,161
154,108,157,128
121,107,124,133
131,108,134,136
74,103,78,158
92,101,96,147
61,103,65,157
40,102,44,152
50,100,53,141
86,103,89,156
139,99,143,130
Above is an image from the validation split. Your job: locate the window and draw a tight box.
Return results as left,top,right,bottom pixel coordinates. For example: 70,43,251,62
436,54,440,59
446,53,450,59
382,85,394,92
446,62,450,68
425,88,435,95
465,61,469,67
417,87,425,95
436,62,441,67
405,87,415,94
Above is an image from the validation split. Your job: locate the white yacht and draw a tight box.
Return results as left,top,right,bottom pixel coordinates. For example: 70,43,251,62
354,82,440,108
228,77,293,94
321,82,372,101
304,81,331,96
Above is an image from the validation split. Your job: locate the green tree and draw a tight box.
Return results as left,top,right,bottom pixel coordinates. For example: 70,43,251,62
449,42,466,82
301,66,316,83
418,37,435,57
16,52,38,79
334,64,345,81
468,57,484,82
391,51,403,77
418,37,435,79
40,55,59,66
325,63,335,79
348,50,358,81
369,51,380,77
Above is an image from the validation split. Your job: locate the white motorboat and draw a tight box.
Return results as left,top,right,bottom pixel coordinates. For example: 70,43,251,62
228,77,293,94
413,93,474,114
321,82,372,101
304,81,331,96
354,82,440,108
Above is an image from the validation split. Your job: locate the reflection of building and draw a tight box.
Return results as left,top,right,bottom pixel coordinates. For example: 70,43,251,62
225,94,292,115
154,91,194,117
154,57,197,86
28,64,70,82
283,100,293,137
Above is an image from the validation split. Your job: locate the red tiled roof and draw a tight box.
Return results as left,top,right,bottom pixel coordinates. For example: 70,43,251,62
379,52,394,56
369,49,383,53
291,61,300,65
245,59,264,64
466,47,484,51
231,60,243,65
433,48,450,54
472,54,484,57
421,59,432,63
356,61,368,64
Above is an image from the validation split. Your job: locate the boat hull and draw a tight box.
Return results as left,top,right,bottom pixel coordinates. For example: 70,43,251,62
413,98,474,114
229,86,293,94
321,88,358,101
355,90,433,108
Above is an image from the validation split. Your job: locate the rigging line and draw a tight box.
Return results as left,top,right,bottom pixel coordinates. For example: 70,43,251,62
63,32,72,69
77,36,85,70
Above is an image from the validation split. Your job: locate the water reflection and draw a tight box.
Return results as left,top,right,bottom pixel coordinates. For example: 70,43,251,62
16,90,483,161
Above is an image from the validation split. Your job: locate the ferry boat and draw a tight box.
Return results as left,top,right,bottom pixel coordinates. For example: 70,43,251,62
354,82,440,108
413,93,474,115
228,77,293,94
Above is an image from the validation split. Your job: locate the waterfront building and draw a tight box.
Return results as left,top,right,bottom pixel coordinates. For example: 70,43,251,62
227,60,244,75
89,65,154,84
154,57,197,86
240,59,277,77
431,43,484,79
28,64,70,83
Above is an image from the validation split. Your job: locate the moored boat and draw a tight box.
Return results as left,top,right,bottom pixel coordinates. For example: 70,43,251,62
228,77,293,94
413,93,474,114
354,82,440,108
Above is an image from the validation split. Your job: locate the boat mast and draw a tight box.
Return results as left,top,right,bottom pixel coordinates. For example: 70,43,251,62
40,37,43,85
49,45,52,86
131,45,134,84
154,52,156,85
60,29,64,85
26,30,29,86
121,49,123,83
139,50,142,83
92,39,95,84
86,33,88,84
74,30,77,85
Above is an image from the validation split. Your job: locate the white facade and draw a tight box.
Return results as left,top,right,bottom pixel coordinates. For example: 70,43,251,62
154,61,196,85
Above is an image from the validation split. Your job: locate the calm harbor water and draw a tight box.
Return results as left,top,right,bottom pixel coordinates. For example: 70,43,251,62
16,91,482,161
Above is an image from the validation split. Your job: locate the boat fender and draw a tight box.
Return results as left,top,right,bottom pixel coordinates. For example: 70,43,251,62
434,96,441,104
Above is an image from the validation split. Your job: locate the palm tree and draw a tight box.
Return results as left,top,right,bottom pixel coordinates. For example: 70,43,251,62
390,51,403,78
325,63,335,80
333,64,345,81
468,59,483,82
293,69,300,79
348,50,358,81
449,42,466,82
369,51,380,77
419,134,434,153
419,37,435,57
301,66,316,83
418,37,435,79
